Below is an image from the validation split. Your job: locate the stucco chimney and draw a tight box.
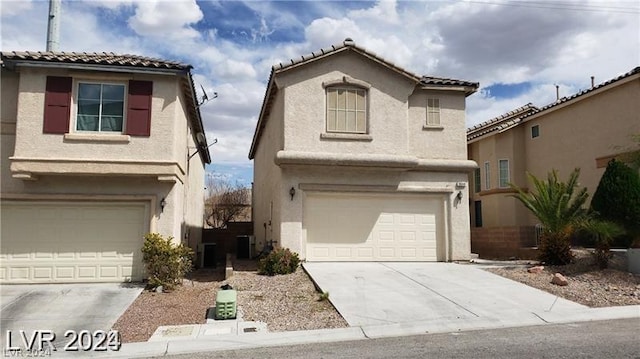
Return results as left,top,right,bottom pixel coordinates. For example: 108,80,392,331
46,0,61,52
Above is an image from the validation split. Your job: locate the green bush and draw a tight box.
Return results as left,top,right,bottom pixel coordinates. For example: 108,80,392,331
141,233,194,290
591,159,640,247
258,247,300,276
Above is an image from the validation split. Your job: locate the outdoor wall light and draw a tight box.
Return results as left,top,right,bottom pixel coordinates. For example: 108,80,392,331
160,197,167,212
456,191,463,201
289,187,296,201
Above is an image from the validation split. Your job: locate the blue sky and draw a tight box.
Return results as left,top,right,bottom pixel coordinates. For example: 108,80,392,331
2,0,639,186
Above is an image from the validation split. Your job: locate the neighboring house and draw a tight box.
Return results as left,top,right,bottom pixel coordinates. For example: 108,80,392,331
0,51,211,283
249,39,478,262
467,67,640,258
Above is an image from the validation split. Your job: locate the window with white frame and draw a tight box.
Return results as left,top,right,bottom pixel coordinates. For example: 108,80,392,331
326,87,366,133
76,82,126,132
474,168,481,193
531,124,540,138
484,161,490,190
427,98,440,126
499,159,510,188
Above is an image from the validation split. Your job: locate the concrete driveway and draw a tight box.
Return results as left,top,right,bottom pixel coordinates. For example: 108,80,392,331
0,283,143,350
303,262,587,332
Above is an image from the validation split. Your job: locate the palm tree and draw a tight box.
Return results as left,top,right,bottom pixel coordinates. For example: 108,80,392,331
510,169,589,265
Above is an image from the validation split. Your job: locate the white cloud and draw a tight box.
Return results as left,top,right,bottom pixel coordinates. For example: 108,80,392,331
0,0,33,17
128,0,203,40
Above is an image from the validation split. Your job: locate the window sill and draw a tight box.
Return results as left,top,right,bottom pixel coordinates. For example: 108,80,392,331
422,125,444,131
320,133,373,141
64,133,131,143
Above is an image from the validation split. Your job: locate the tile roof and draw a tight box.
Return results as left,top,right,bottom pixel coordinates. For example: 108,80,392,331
467,103,538,142
271,38,478,91
466,66,640,143
1,51,190,71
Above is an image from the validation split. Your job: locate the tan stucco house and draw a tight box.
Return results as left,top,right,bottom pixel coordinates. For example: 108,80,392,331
467,67,640,258
0,51,211,283
249,39,478,262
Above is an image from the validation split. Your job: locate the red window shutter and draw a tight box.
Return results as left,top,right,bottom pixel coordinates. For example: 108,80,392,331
126,80,153,136
43,76,72,134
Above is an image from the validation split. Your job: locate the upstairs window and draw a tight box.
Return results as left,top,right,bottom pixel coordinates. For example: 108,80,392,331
43,76,152,136
76,83,125,132
531,125,540,138
427,98,440,126
498,159,510,188
474,168,481,193
326,88,366,133
484,161,491,190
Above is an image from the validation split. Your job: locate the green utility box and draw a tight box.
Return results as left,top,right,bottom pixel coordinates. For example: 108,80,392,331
215,289,237,320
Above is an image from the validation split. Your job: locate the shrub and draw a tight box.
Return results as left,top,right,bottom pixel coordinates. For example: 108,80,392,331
579,219,625,269
591,159,640,247
141,233,194,290
258,247,300,276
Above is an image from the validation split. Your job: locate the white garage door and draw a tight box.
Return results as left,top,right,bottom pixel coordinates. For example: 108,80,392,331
304,193,444,261
1,201,148,283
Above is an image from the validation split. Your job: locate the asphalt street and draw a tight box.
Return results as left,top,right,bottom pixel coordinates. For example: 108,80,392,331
164,318,640,359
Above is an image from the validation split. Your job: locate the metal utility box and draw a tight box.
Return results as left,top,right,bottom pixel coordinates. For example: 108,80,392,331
215,289,237,320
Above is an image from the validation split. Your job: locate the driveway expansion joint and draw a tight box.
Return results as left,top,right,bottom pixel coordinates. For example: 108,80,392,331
380,263,479,318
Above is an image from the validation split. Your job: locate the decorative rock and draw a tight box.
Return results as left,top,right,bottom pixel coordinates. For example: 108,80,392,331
551,273,568,286
155,285,164,293
527,266,544,274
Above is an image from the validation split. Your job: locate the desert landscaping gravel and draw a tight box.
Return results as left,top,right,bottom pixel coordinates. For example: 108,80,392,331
112,261,347,343
485,250,640,307
113,250,639,343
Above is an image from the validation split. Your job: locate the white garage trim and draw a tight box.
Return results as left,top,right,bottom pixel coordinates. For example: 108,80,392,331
303,192,447,262
1,200,150,283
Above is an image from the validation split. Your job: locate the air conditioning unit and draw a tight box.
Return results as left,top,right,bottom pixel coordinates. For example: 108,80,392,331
201,243,217,268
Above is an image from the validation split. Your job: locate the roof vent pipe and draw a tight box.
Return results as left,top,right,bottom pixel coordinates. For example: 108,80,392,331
591,76,595,88
555,84,560,101
46,0,61,52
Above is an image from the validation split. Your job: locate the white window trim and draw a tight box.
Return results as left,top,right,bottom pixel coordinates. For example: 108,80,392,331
484,161,491,190
498,159,510,188
531,124,540,138
72,80,127,134
325,86,368,134
426,98,441,127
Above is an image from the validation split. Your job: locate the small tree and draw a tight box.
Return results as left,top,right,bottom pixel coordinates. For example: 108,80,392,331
510,169,589,265
205,179,250,229
591,159,640,247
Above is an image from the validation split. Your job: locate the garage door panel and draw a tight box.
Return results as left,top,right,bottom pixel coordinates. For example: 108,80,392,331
305,193,443,261
1,201,147,283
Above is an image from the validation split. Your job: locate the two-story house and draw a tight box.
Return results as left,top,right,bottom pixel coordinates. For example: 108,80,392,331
249,39,478,262
467,67,640,258
0,51,211,283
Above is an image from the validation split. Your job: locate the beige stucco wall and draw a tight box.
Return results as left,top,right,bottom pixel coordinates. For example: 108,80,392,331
10,67,186,179
252,51,472,260
1,66,208,248
252,87,285,250
277,51,467,160
524,77,640,201
469,74,640,230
